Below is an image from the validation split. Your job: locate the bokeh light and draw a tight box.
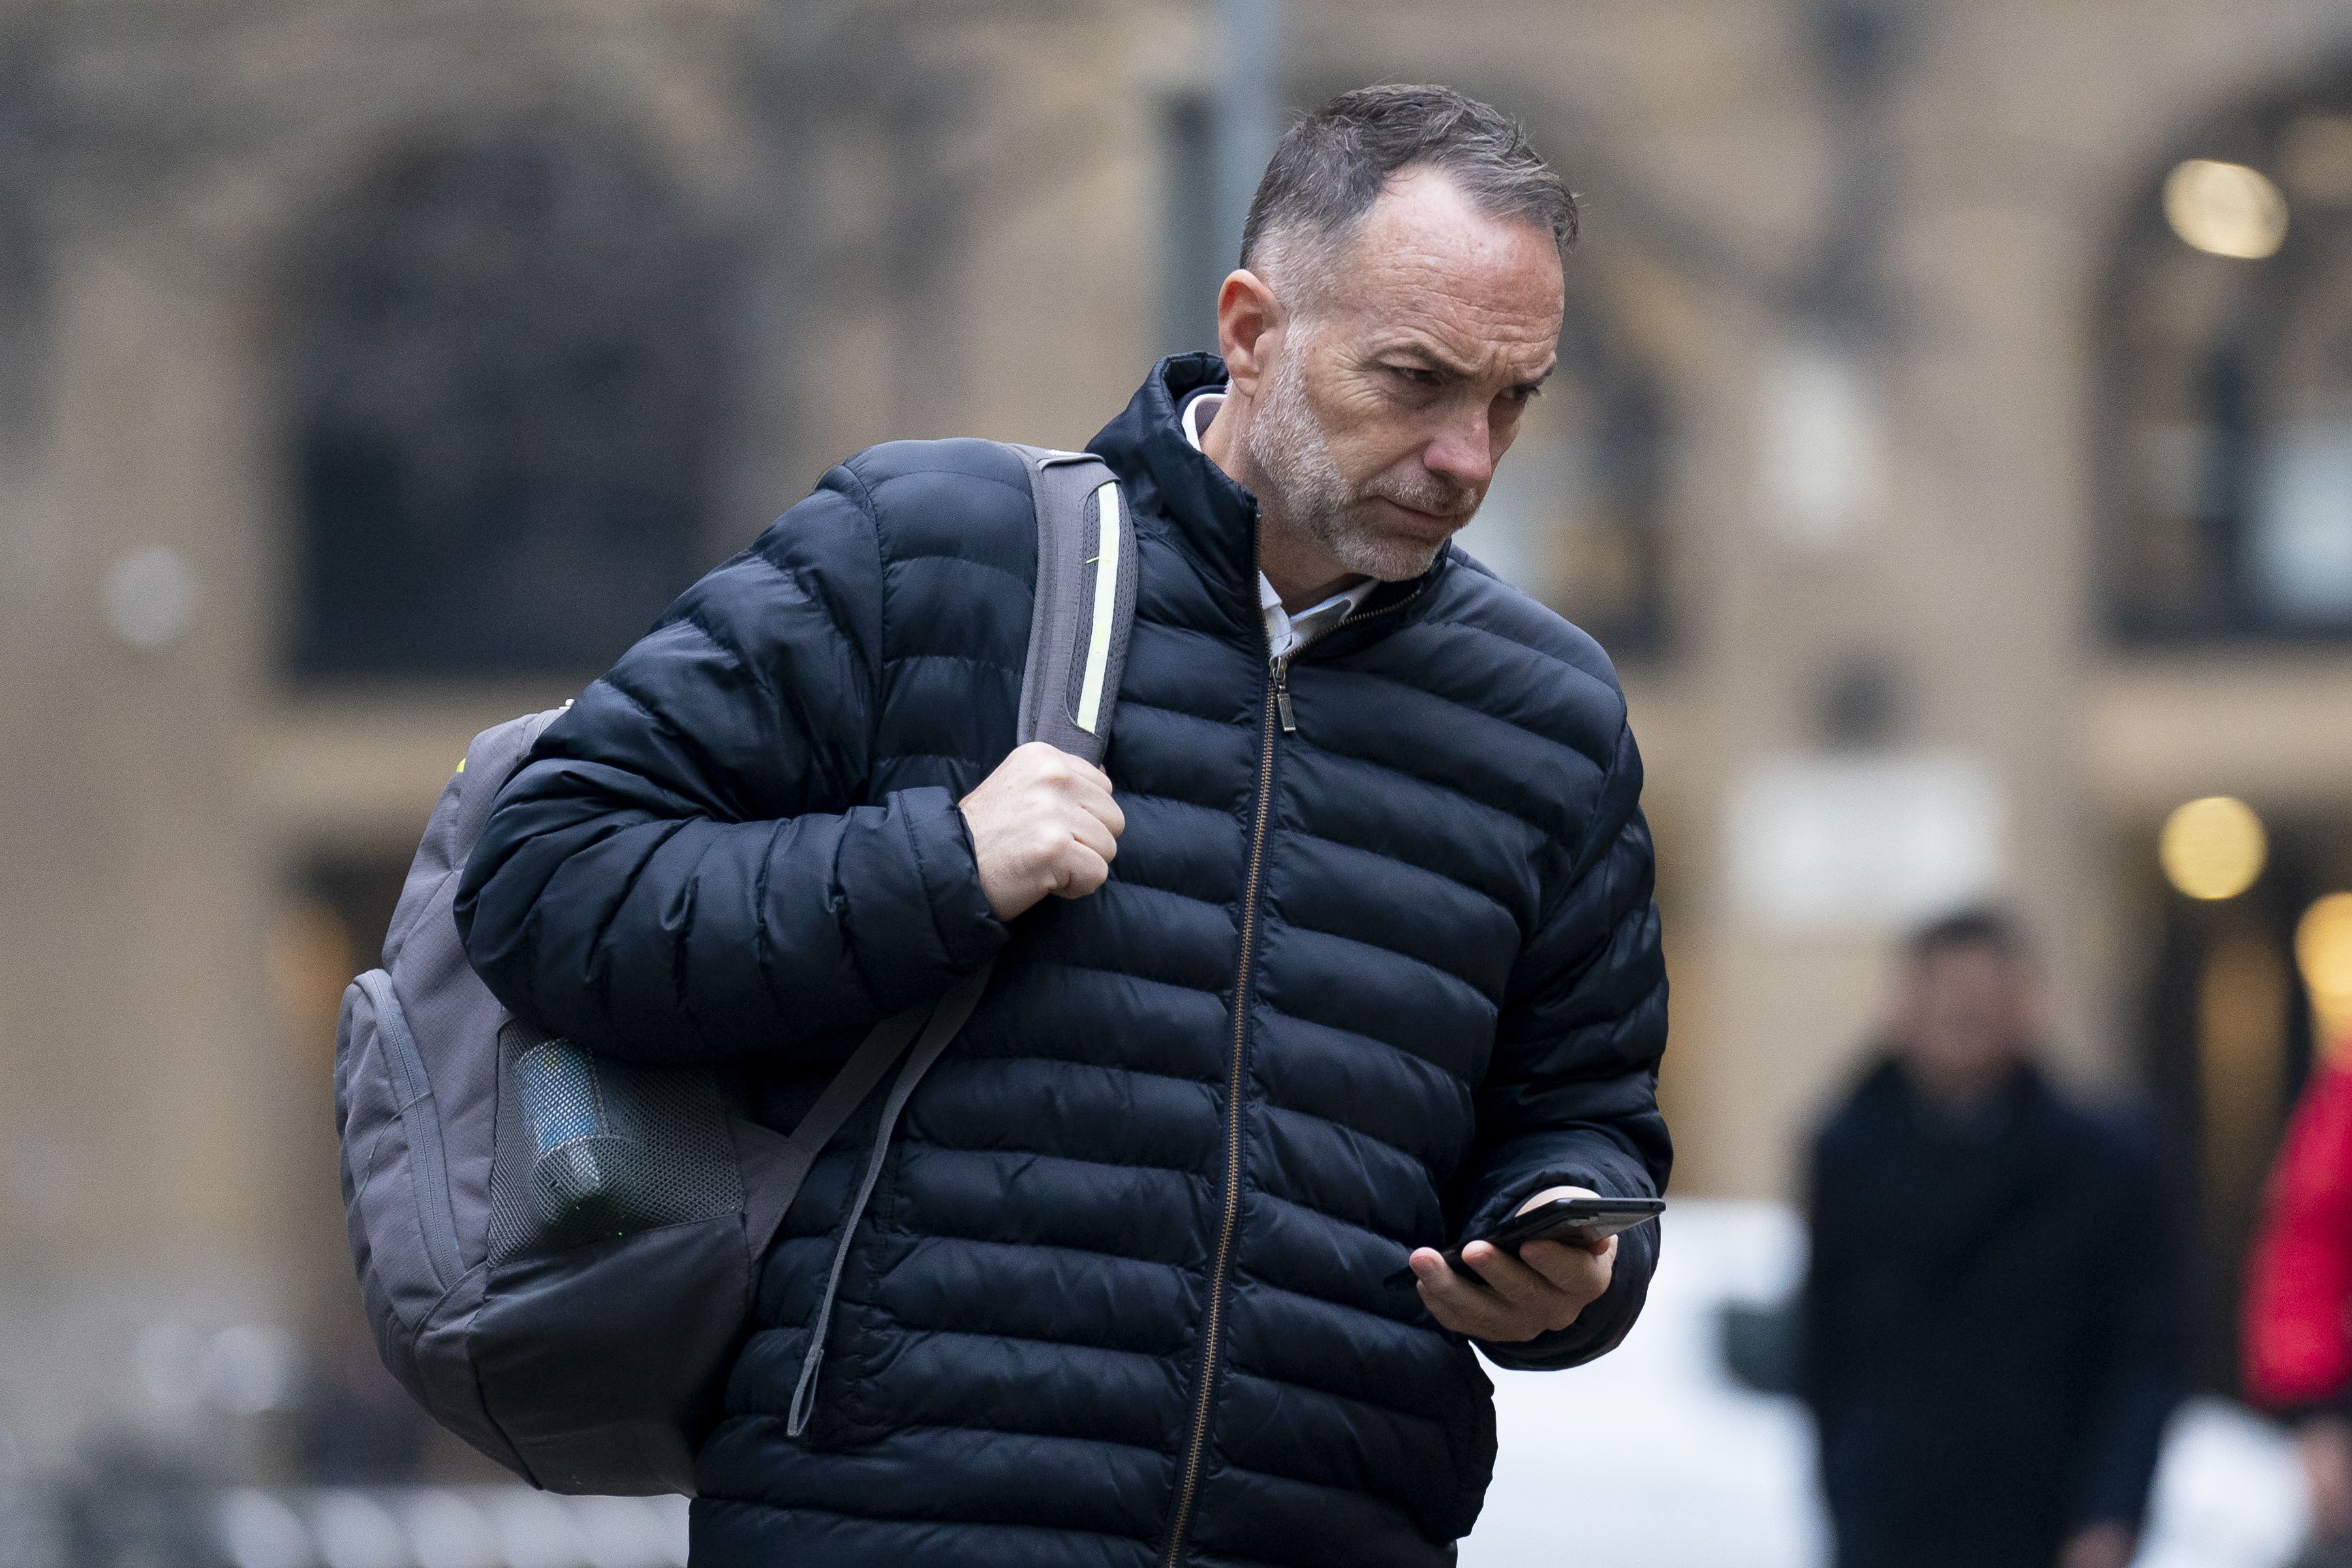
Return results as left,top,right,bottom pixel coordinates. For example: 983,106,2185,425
2163,158,2290,258
2158,795,2268,900
2298,892,2352,1053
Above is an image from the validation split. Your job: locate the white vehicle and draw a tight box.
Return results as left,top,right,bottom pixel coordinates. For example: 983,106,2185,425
1460,1200,2308,1568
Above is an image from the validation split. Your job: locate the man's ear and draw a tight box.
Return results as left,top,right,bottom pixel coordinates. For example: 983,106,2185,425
1215,269,1282,397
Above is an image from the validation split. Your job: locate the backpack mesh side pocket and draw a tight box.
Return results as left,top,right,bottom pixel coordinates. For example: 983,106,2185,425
488,1021,745,1265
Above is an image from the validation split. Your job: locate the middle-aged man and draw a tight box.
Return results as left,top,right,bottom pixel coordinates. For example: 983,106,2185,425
457,84,1669,1566
1801,908,2184,1568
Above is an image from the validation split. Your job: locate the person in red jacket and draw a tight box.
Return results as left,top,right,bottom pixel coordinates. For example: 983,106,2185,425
2245,1045,2352,1563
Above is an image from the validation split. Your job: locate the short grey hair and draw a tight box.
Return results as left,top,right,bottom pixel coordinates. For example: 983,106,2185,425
1239,84,1575,301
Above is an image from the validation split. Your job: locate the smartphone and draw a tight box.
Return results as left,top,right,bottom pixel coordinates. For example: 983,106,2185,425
1384,1196,1663,1289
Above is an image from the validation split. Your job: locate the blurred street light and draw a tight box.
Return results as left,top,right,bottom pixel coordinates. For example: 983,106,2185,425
2159,795,2267,900
2163,159,2289,260
2297,892,2352,1051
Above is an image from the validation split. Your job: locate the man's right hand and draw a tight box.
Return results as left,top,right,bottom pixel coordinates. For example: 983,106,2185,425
959,742,1125,921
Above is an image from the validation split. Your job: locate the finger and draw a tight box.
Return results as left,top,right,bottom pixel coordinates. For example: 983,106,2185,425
1075,784,1126,839
1068,755,1115,794
1411,1253,1521,1340
1410,1250,1511,1332
1041,748,1113,795
1513,1184,1598,1216
1012,740,1069,777
1050,845,1111,900
1515,1236,1614,1300
1064,812,1119,866
1458,1240,1568,1312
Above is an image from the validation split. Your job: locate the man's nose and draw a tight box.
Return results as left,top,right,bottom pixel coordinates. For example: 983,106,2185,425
1422,407,1493,493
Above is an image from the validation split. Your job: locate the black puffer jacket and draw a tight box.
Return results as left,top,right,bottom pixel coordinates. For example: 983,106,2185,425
456,356,1670,1567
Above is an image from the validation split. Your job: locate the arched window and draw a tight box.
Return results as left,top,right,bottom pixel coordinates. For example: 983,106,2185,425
285,120,732,680
2101,71,2352,642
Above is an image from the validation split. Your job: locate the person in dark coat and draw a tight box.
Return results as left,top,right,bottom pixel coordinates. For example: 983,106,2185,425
1802,908,2185,1568
456,85,1670,1567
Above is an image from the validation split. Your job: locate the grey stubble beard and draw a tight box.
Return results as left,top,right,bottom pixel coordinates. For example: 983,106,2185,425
1244,331,1482,583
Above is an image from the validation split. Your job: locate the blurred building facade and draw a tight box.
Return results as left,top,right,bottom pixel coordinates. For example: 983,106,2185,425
4,0,2351,1464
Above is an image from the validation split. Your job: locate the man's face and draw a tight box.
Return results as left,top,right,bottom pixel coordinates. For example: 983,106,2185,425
1245,168,1566,581
1898,944,2035,1089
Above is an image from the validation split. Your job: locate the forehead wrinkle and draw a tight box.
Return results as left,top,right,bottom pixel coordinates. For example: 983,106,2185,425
1355,297,1560,382
1365,331,1554,384
1337,268,1560,375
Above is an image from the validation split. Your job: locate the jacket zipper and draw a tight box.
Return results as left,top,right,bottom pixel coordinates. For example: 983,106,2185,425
1336,588,1423,637
1271,585,1423,737
1161,579,1425,1565
1164,649,1281,1566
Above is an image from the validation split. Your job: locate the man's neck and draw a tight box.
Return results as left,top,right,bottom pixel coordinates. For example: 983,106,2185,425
1902,1056,2023,1123
1197,389,1369,611
1259,530,1368,613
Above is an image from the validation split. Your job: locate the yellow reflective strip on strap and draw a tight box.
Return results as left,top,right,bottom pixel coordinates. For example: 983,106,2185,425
1074,481,1122,735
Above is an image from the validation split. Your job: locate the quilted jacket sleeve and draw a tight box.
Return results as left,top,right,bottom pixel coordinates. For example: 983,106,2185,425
2244,1053,2352,1413
1456,713,1671,1372
454,463,1008,1064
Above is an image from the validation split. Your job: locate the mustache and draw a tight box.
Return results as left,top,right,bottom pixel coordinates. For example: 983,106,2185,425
1363,473,1481,521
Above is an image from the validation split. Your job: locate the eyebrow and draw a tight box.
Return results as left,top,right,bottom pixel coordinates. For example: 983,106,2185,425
1377,342,1558,392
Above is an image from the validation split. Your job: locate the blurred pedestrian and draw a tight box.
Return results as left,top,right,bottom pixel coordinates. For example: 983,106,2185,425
2243,1041,2352,1567
1801,906,2185,1568
456,85,1669,1565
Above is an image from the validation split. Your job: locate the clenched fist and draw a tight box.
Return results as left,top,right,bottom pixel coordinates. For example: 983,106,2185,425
959,742,1126,921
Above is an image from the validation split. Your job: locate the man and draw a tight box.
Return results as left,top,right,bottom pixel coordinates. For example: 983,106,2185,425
1802,908,2184,1568
457,84,1669,1565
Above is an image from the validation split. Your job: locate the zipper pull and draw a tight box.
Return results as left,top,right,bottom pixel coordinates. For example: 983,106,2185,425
1271,654,1296,733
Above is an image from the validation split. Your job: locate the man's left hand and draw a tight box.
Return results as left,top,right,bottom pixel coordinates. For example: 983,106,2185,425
1408,1186,1616,1342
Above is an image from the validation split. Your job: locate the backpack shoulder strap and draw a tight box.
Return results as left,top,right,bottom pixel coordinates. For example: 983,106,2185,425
1000,443,1137,765
737,444,1142,1266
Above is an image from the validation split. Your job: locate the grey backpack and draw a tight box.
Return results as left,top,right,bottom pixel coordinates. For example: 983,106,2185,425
334,448,1138,1495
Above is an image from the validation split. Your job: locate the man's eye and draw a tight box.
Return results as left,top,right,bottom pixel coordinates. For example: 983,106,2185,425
1389,365,1442,388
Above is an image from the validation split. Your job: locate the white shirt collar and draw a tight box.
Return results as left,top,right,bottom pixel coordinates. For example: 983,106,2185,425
1177,388,1378,658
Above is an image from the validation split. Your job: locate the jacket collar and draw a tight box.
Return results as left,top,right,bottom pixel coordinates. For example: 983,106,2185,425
1088,354,1451,644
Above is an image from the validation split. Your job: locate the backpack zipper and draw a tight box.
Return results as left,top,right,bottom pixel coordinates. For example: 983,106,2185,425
1163,647,1280,1566
356,968,466,1291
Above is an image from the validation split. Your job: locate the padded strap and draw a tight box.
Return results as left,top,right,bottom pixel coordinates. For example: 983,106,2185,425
785,963,993,1436
1004,444,1137,771
742,443,1139,1436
